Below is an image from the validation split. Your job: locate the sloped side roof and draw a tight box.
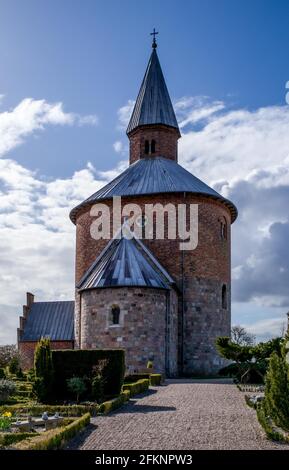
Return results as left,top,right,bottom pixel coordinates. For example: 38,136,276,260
21,301,74,341
70,157,238,223
78,235,174,290
127,49,179,134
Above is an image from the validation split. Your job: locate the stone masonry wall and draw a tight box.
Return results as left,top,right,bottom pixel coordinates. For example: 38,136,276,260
18,340,73,370
78,287,178,376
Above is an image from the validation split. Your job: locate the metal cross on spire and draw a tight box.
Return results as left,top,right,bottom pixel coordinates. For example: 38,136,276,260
150,28,159,49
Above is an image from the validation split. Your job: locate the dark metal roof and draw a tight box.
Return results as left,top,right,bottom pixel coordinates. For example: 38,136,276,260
78,234,174,290
70,157,238,223
127,49,179,135
21,301,74,341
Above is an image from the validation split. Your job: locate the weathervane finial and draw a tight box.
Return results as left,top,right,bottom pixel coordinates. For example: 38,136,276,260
150,28,159,49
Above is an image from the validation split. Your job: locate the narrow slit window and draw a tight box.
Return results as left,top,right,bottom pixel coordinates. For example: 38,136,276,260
222,284,227,309
151,139,156,153
111,305,120,325
144,140,150,154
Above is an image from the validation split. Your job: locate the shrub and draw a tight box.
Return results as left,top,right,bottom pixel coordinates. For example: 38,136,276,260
33,338,54,403
91,359,108,403
8,355,20,375
67,377,87,403
122,379,149,397
150,374,162,386
0,369,6,380
263,351,289,430
0,411,13,431
0,403,99,417
13,413,90,450
27,368,35,382
16,368,25,380
0,432,39,448
124,373,151,383
52,349,125,400
98,391,130,414
0,380,16,402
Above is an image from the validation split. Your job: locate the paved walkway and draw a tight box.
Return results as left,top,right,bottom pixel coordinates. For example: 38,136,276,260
67,379,288,450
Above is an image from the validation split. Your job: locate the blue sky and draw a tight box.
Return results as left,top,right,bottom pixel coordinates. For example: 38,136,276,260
1,0,289,176
1,0,289,343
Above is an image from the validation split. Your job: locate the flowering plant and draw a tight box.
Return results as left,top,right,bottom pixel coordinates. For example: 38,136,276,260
0,411,12,431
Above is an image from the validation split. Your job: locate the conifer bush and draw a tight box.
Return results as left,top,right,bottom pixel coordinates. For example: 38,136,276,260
33,338,54,403
263,348,289,430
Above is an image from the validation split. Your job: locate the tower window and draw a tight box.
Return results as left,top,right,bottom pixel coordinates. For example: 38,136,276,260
144,140,150,154
220,217,227,240
151,139,156,153
222,284,227,309
111,305,120,325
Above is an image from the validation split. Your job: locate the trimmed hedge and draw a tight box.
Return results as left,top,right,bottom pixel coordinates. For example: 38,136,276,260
98,390,130,414
0,432,39,448
124,373,151,383
150,374,162,386
122,379,149,397
0,403,99,417
13,413,90,450
51,349,125,400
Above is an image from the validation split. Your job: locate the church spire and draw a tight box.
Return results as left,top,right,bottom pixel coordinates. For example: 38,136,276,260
126,40,180,136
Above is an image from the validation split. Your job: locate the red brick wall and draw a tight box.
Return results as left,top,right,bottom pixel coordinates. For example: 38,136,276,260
75,193,231,285
128,125,179,164
18,340,74,370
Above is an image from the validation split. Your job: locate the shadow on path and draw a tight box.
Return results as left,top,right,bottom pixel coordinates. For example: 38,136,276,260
118,402,176,414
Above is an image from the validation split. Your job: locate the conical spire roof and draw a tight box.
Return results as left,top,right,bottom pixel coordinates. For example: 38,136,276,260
77,233,174,290
126,48,180,135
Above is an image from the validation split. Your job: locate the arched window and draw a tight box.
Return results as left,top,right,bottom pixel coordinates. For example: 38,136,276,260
144,140,150,154
151,139,156,153
111,305,120,325
222,284,227,309
220,217,227,240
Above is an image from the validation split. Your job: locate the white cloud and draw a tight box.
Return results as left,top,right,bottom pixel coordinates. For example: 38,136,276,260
0,97,98,158
117,99,135,130
113,140,123,153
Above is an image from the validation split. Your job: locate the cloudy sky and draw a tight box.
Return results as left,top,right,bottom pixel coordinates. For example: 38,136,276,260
1,0,289,343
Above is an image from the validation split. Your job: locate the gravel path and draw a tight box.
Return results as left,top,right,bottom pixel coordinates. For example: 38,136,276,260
67,379,288,450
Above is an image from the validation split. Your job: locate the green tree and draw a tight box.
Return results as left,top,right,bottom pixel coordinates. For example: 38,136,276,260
231,325,255,346
216,337,253,376
8,355,20,375
67,377,86,403
263,351,289,430
33,338,54,403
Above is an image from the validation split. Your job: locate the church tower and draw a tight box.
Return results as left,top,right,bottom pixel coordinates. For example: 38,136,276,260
70,36,237,376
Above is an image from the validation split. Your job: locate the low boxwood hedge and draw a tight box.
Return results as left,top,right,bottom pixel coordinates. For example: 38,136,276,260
0,403,99,417
124,373,151,383
98,391,130,414
0,432,39,448
150,374,162,386
13,413,90,450
122,379,149,397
